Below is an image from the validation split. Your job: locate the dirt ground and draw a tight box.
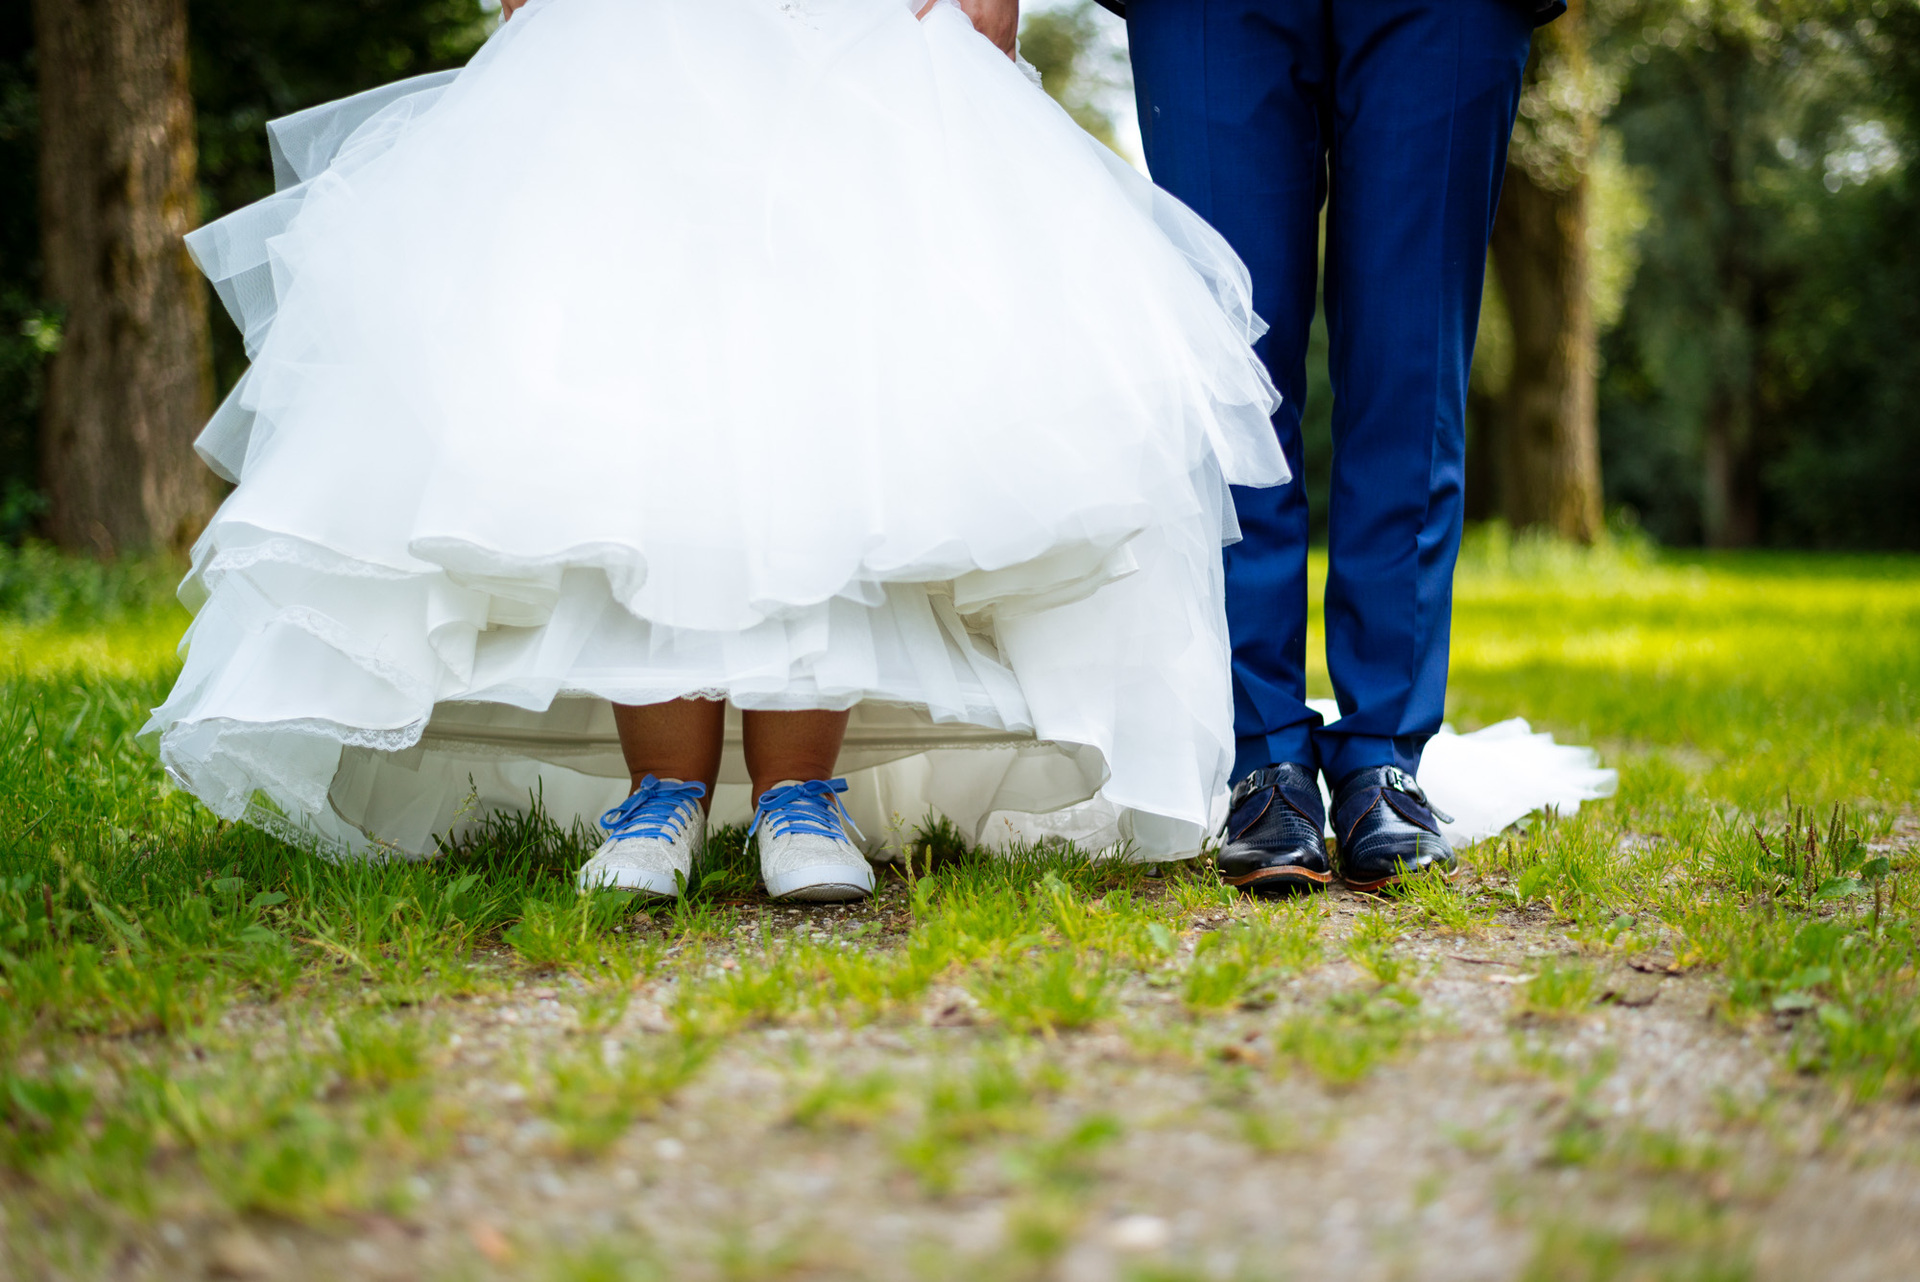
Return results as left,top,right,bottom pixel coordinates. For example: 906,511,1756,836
33,879,1918,1282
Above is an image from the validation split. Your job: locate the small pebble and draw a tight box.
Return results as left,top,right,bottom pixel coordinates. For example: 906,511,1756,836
1109,1215,1171,1253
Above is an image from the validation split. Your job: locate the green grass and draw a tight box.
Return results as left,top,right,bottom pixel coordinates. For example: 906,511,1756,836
1181,911,1321,1014
892,1050,1062,1196
535,1033,713,1157
2,536,1918,1270
1514,956,1604,1022
1272,986,1427,1089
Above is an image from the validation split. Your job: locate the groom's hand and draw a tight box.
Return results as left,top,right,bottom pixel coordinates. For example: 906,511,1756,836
958,0,1020,59
501,0,528,19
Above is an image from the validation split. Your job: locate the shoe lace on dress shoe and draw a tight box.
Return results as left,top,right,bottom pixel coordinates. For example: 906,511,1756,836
749,778,865,842
600,775,707,841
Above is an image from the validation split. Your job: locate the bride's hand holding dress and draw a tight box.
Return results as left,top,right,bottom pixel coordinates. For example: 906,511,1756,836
946,0,1019,56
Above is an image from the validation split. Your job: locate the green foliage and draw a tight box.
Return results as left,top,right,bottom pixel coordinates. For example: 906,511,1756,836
1182,914,1321,1013
807,936,945,1023
536,1034,713,1158
1273,987,1425,1089
1019,1,1129,151
0,542,182,626
1598,0,1920,548
672,948,805,1035
331,1009,438,1090
0,543,1917,1264
1515,956,1605,1021
1442,544,1920,822
1521,1199,1755,1282
504,889,639,971
1392,857,1499,936
894,1051,1060,1195
1710,908,1920,1100
544,1240,665,1282
786,1068,899,1132
9,2,1920,552
1343,907,1414,986
1003,1112,1125,1193
1,1067,94,1169
971,949,1116,1035
0,3,501,535
0,7,43,541
0,1038,425,1221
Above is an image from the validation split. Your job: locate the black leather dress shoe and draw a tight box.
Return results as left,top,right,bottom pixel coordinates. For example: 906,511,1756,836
1217,763,1332,896
1331,766,1456,891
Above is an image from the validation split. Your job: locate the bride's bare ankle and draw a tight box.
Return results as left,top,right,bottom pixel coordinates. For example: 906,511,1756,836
742,709,849,800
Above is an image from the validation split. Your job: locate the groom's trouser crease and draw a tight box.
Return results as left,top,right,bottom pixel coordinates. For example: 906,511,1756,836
1127,0,1531,784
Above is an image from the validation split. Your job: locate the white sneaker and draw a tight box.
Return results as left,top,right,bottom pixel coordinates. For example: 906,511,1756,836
751,778,874,903
576,776,708,897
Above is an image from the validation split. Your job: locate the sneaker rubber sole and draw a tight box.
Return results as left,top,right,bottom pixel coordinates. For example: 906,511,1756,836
764,862,875,902
577,865,682,898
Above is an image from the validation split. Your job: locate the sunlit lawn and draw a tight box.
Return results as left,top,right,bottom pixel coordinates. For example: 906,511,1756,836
2,535,1917,1278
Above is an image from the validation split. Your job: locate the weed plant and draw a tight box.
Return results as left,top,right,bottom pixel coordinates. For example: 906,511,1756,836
535,1033,712,1157
893,1049,1064,1195
1515,957,1604,1021
1273,987,1426,1089
787,1067,899,1132
1182,912,1320,1013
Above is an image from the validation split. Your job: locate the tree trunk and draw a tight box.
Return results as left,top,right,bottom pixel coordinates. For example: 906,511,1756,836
1699,45,1764,549
1464,382,1502,523
1702,383,1761,548
34,0,212,558
1487,1,1604,545
1466,257,1515,523
1490,162,1603,544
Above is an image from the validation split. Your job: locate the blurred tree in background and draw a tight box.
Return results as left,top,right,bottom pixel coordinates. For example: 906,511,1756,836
0,0,490,555
1485,0,1620,544
1765,0,1920,548
0,0,1913,554
1603,0,1919,547
0,4,42,543
33,0,212,559
1018,0,1131,152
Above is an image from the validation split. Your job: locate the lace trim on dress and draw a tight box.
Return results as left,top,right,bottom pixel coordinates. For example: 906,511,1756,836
243,800,358,862
262,714,431,755
273,605,440,709
241,794,425,865
203,538,418,583
163,714,432,793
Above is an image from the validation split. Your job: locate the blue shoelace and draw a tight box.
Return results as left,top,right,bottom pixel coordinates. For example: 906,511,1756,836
600,775,707,842
748,778,864,842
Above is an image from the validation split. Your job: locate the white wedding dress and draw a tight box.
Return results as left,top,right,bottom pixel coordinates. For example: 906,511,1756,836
143,0,1613,863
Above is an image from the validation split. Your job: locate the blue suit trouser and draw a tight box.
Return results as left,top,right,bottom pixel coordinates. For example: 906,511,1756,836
1126,0,1533,786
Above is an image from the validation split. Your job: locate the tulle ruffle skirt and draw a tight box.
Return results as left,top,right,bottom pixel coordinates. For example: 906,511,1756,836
145,0,1292,859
